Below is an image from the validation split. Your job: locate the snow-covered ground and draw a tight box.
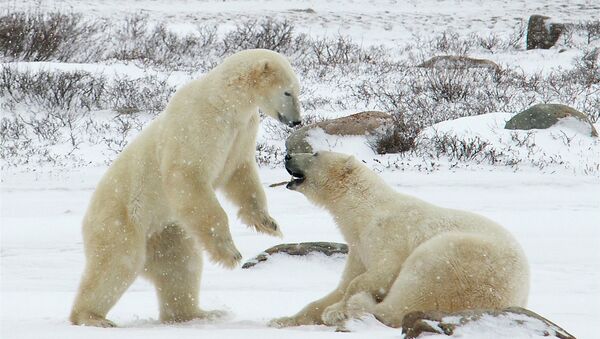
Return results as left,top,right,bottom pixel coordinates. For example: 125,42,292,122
2,0,600,338
2,167,599,338
4,0,600,46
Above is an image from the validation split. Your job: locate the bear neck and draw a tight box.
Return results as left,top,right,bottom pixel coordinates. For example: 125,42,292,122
322,167,396,240
199,72,260,124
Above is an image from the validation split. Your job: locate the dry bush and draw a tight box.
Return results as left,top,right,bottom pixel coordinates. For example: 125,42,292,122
222,18,303,55
0,11,99,62
417,132,499,163
0,66,175,115
1,11,598,169
429,31,473,55
255,142,285,167
369,112,422,154
106,75,176,115
108,15,218,70
0,66,106,112
579,20,600,44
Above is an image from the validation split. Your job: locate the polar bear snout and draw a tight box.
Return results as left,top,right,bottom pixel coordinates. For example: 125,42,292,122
285,153,310,190
278,112,302,127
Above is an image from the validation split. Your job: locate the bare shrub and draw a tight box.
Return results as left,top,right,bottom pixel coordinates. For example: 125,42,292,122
97,115,141,155
570,48,600,87
108,14,150,61
505,19,527,49
300,113,328,126
260,112,327,143
429,31,472,55
309,35,387,66
349,66,512,130
0,11,99,62
579,20,600,44
418,132,500,164
1,66,175,115
255,142,285,167
369,112,422,154
222,18,304,55
423,68,473,102
108,14,218,70
1,11,597,171
478,33,502,51
0,66,106,112
107,75,176,115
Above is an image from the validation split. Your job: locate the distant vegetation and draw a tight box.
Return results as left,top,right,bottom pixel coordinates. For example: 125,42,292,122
1,11,599,168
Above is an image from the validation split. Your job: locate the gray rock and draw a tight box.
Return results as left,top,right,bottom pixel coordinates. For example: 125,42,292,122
242,242,348,269
286,111,392,154
527,15,565,50
402,307,575,339
505,103,598,137
419,55,501,72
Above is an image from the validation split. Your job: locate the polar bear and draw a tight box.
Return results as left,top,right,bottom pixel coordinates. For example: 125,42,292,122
70,49,302,327
270,151,529,329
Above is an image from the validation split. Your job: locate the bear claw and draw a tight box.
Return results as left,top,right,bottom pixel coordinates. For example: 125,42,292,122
322,302,348,326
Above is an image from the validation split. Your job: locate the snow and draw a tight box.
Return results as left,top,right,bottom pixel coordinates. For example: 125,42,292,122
419,113,600,173
302,113,600,175
5,0,600,47
2,0,600,338
2,167,599,339
305,127,377,157
442,312,570,338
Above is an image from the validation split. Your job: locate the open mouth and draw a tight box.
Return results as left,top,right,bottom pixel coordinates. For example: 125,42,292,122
285,167,305,189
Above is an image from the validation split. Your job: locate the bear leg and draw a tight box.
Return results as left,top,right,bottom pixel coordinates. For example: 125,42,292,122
70,219,146,327
223,161,282,237
143,224,225,323
371,232,528,328
163,170,242,268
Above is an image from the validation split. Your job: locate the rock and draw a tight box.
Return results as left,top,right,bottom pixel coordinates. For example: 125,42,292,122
418,55,501,72
402,307,576,339
286,111,392,154
242,242,348,269
505,103,598,137
289,8,316,14
526,15,565,50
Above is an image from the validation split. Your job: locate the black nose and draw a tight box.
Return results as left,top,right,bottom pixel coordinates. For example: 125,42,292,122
285,154,292,161
289,120,302,127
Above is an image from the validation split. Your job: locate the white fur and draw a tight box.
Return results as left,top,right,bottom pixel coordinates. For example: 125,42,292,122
270,151,529,328
70,49,301,327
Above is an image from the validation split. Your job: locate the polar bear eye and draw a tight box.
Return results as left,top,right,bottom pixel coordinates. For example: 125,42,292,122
284,91,292,97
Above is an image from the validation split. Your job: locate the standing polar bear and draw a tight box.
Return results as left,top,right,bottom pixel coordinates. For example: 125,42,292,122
271,151,529,329
70,49,302,327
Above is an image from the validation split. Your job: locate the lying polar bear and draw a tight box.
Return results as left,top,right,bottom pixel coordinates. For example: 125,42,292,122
270,151,529,328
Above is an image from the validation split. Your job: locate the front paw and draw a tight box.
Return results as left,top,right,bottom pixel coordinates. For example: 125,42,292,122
240,210,283,237
206,238,242,269
322,302,348,326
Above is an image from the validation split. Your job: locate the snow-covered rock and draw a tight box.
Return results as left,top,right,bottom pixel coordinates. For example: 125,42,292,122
402,307,575,339
526,14,565,50
505,103,598,137
286,111,392,154
242,242,348,269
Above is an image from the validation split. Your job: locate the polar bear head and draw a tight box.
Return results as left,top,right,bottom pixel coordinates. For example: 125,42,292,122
284,151,364,206
218,49,302,127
